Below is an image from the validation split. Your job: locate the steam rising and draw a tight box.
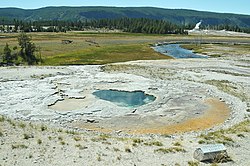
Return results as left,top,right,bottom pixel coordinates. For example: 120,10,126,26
194,20,202,30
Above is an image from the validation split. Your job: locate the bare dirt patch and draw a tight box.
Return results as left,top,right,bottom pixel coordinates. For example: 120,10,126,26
49,98,86,112
74,98,230,134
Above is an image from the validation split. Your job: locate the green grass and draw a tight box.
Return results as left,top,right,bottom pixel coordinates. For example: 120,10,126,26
42,43,170,65
182,43,250,57
75,144,87,150
37,139,42,144
133,138,144,144
181,44,206,54
199,132,234,145
102,63,174,80
60,141,66,145
2,32,250,66
208,69,250,77
73,136,81,141
187,161,199,166
198,140,206,144
91,134,111,142
65,129,80,135
0,32,172,66
144,141,163,146
7,119,16,127
173,142,182,146
74,32,173,37
58,136,63,141
154,147,186,153
125,147,132,153
23,133,33,140
18,122,26,129
0,116,5,122
97,155,102,161
11,144,28,149
40,125,47,131
205,80,249,101
199,120,250,145
113,147,120,152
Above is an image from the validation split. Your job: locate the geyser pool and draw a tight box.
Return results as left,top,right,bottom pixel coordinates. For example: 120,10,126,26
93,90,156,107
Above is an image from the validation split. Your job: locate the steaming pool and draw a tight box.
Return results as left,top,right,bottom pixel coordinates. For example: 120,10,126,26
93,90,156,107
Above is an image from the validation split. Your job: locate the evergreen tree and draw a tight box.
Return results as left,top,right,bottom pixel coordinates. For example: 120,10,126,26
17,33,37,65
3,43,12,64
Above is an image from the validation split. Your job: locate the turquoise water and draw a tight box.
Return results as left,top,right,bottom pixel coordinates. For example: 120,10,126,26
153,44,207,59
93,90,156,107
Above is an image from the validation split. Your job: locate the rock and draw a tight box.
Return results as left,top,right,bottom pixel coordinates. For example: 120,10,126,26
148,87,158,90
132,109,137,113
87,119,96,123
92,109,101,113
115,130,122,134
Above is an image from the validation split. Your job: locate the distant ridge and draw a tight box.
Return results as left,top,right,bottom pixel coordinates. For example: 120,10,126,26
0,6,250,27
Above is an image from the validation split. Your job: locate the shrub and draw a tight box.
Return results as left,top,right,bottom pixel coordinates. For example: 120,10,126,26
173,142,182,146
12,144,28,149
58,129,63,132
23,133,33,140
60,141,66,145
144,141,163,146
37,139,42,144
19,123,26,128
75,144,87,150
133,138,144,144
41,125,47,131
97,155,101,161
58,136,63,141
113,147,120,152
198,140,206,144
155,147,186,154
74,136,81,141
0,116,5,122
187,161,199,166
125,147,132,153
213,152,233,163
237,133,245,138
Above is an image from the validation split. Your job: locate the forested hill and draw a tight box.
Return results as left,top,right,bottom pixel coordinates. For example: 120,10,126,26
0,6,250,27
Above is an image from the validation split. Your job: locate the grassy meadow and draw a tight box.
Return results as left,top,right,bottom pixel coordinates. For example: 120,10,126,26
1,32,250,65
181,43,250,57
0,32,173,65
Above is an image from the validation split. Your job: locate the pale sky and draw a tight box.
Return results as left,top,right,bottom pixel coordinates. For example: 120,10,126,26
0,0,249,15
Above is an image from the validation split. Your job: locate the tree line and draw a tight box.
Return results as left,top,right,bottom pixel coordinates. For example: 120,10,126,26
1,18,189,34
3,17,250,34
1,17,250,34
85,18,188,34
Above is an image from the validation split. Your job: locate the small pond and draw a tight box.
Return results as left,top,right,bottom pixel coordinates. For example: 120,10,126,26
93,90,156,107
153,44,207,58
